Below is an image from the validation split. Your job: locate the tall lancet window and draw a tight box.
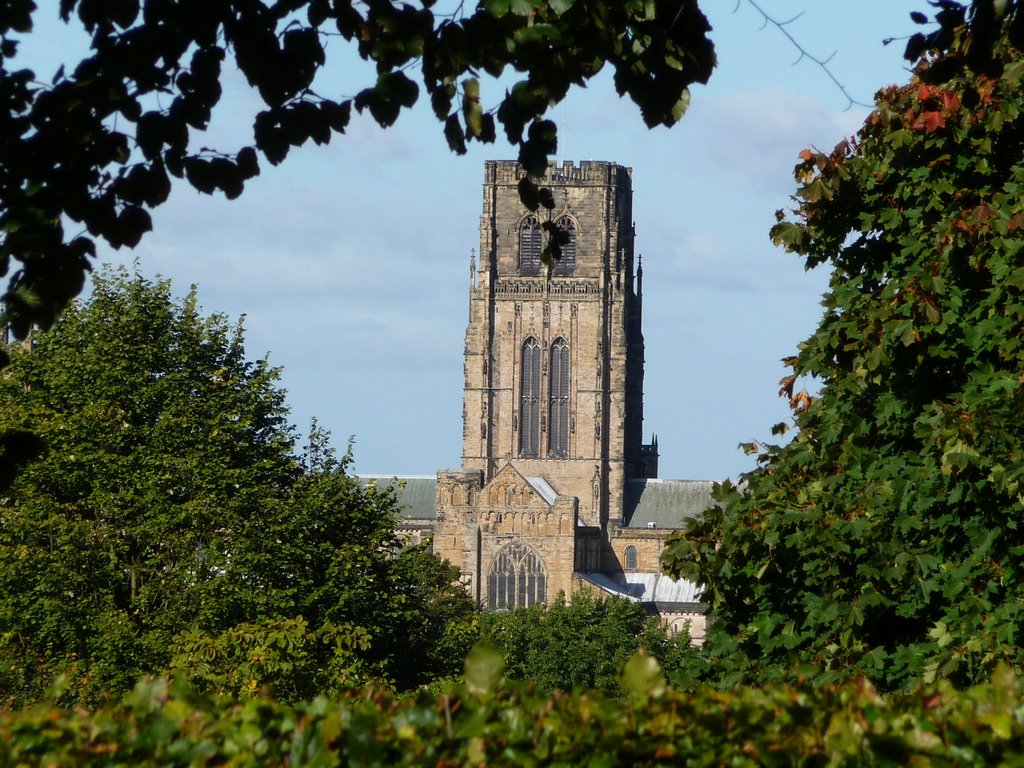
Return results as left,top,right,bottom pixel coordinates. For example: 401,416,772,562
552,217,577,276
487,541,547,609
519,337,542,457
549,338,570,457
519,216,543,275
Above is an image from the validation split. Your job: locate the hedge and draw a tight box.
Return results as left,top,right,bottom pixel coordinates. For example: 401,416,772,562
2,654,1024,767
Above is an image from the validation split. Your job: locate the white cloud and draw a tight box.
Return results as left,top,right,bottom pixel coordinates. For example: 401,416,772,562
687,86,861,194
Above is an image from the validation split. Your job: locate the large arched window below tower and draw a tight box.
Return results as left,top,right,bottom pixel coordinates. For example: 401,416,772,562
487,541,547,609
519,337,541,458
519,216,542,275
552,217,577,276
549,338,570,457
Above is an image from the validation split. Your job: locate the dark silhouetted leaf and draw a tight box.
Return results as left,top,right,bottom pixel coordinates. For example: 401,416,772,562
518,177,540,211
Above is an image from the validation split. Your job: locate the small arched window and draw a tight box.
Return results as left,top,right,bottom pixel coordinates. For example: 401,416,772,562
519,216,543,275
519,337,541,458
624,545,638,570
548,338,570,458
552,217,577,276
487,541,547,609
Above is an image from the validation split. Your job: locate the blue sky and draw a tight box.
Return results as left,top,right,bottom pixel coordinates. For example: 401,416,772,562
27,2,926,481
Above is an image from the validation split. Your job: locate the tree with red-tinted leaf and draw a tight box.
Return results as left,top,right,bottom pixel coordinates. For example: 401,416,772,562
665,1,1024,691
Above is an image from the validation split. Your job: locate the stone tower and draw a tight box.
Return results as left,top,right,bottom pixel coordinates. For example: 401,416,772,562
464,159,651,528
434,160,659,609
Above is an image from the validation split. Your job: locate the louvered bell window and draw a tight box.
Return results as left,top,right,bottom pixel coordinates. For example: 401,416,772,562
520,216,543,275
552,217,576,276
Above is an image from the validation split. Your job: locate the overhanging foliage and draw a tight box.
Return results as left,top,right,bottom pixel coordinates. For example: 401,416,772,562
0,0,714,337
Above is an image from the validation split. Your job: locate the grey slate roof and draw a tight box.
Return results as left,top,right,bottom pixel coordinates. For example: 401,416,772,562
357,475,720,527
357,475,437,520
623,478,717,529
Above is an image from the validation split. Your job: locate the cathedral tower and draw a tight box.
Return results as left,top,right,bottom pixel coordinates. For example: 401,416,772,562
462,160,650,530
432,160,702,615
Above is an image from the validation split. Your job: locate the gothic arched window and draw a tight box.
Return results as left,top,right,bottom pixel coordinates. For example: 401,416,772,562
519,337,541,458
487,541,547,609
519,216,542,275
624,545,638,571
549,338,570,458
552,217,577,276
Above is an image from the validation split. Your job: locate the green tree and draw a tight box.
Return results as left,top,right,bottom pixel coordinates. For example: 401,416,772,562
0,265,476,705
479,590,690,695
0,0,714,337
664,1,1024,691
170,456,479,699
0,265,297,702
385,542,482,690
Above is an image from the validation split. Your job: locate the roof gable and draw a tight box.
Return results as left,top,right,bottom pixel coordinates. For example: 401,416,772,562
482,463,559,508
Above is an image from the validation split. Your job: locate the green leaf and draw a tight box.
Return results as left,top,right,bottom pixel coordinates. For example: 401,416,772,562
621,653,666,698
464,642,505,694
669,88,690,123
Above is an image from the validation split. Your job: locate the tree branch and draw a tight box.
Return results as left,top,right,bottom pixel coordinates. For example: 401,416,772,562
738,0,873,110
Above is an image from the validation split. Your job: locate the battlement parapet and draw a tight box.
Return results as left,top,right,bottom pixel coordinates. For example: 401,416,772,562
485,160,631,187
